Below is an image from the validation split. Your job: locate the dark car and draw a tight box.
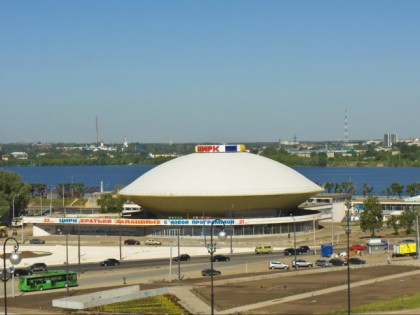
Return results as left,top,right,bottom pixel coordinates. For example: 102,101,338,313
299,245,311,253
212,255,230,262
13,268,33,277
28,263,47,272
329,258,347,266
201,268,221,276
172,254,191,262
124,239,140,245
348,257,366,265
100,258,120,266
29,238,45,244
284,248,302,256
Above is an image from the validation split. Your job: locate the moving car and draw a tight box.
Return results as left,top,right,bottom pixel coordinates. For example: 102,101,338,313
100,258,120,266
269,261,289,270
292,259,313,268
172,254,191,262
284,248,302,256
124,239,140,245
315,259,332,267
255,245,273,254
201,268,221,276
212,255,230,262
28,263,47,272
145,239,162,245
13,268,33,276
329,258,347,266
29,238,45,244
348,257,366,265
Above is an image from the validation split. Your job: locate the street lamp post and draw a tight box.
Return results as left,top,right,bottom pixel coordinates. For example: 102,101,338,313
291,214,297,268
209,219,227,315
12,194,19,222
66,234,69,296
345,202,352,315
177,229,180,280
2,237,22,315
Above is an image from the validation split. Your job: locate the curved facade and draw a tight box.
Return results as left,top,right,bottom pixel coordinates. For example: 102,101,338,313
119,150,323,216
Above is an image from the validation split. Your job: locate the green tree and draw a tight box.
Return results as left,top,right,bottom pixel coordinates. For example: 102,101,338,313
0,170,30,223
324,182,334,193
97,193,126,213
362,183,373,197
341,181,356,195
390,182,404,198
359,195,383,237
386,215,400,235
399,209,417,235
406,183,420,197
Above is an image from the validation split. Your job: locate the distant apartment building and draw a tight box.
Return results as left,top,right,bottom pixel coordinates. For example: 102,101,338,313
384,133,398,147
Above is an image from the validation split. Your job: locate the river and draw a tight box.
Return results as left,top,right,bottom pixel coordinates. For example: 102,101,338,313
2,165,420,196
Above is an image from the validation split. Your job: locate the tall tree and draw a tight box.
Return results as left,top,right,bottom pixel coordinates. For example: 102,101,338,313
390,182,404,198
359,195,383,237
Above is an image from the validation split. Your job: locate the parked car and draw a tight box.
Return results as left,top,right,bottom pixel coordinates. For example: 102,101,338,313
28,263,47,272
172,254,191,262
212,255,230,262
145,239,162,245
284,248,302,256
13,268,33,276
299,245,311,253
350,244,366,251
348,257,366,265
329,258,347,266
315,259,332,267
124,239,140,245
292,259,313,268
29,238,45,244
201,268,221,276
269,261,289,270
100,258,120,266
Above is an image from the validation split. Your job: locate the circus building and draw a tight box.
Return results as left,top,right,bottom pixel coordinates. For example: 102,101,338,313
117,144,327,237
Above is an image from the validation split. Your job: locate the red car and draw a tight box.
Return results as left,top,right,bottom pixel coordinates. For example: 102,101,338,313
350,244,366,251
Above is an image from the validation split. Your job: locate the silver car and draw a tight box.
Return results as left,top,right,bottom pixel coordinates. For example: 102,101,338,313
292,259,313,268
269,261,289,270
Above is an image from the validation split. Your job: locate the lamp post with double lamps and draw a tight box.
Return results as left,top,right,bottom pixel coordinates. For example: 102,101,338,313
344,201,353,315
2,237,22,315
209,219,227,315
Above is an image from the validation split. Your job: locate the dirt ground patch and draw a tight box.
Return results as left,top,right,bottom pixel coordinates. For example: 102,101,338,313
193,265,420,314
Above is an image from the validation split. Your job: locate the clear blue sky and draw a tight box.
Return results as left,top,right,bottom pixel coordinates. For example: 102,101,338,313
1,1,419,144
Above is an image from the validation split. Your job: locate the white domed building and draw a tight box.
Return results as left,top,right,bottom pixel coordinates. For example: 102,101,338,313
119,144,326,237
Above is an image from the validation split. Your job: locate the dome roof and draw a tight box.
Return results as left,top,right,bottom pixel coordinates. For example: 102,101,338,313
119,152,323,216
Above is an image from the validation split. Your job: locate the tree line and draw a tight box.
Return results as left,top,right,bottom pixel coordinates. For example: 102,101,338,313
322,181,420,198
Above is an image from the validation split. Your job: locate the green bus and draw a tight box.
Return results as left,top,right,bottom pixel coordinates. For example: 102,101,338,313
18,270,78,292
